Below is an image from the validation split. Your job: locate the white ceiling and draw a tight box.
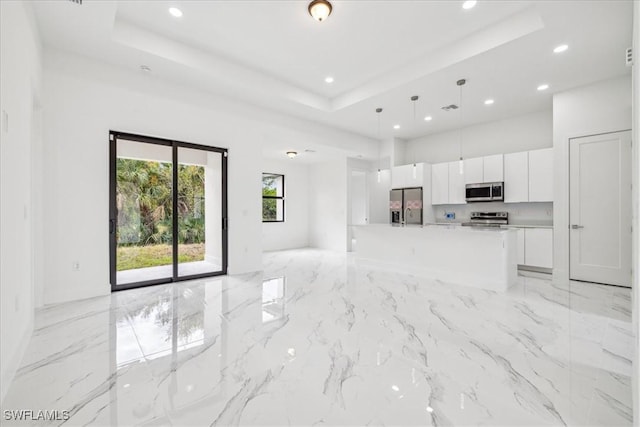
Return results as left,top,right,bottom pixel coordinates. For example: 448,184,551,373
33,0,633,147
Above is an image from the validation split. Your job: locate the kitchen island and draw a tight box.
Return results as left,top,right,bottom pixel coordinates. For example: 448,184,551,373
353,224,518,291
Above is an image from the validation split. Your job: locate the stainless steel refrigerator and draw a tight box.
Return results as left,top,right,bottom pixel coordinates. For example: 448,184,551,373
390,187,423,225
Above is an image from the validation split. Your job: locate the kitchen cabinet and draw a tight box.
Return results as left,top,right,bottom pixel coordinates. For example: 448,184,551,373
483,154,504,182
391,163,425,189
463,155,503,184
528,148,553,202
431,162,449,205
431,161,466,205
448,161,467,204
524,228,553,268
504,151,529,203
504,148,553,203
463,158,483,184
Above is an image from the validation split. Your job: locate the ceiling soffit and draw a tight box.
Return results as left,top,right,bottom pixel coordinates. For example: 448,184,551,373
111,7,544,113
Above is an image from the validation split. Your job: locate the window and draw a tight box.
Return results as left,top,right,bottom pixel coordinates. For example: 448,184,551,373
262,173,284,222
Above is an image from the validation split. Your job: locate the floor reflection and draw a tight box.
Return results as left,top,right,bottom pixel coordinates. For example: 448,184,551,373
262,277,285,324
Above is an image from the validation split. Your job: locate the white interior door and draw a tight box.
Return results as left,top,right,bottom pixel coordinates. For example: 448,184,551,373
569,131,632,287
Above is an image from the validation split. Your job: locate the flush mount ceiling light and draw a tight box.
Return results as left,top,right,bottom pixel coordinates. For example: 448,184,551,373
286,151,298,159
424,116,432,121
325,76,334,83
553,44,568,53
168,7,183,17
308,0,332,22
484,99,495,105
537,83,550,91
393,124,400,130
462,1,477,10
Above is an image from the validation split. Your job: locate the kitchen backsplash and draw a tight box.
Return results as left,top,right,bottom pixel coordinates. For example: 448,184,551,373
433,202,553,224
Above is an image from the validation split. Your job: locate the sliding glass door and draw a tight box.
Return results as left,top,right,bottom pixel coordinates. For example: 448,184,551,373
109,132,227,291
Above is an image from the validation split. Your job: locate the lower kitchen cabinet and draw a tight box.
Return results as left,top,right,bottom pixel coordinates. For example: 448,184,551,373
523,228,553,268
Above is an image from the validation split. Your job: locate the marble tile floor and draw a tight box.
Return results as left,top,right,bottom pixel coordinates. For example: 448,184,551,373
1,249,634,426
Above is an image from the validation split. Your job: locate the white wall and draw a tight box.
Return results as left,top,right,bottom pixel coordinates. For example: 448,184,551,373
552,76,632,283
368,168,391,224
309,158,348,252
41,49,373,305
261,158,309,251
405,110,552,164
0,1,42,404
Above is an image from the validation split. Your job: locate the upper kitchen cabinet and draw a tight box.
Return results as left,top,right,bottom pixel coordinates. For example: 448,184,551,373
431,162,449,205
463,158,483,184
504,151,529,203
504,148,553,203
391,163,425,189
528,148,553,202
463,155,503,184
448,161,467,204
483,154,504,183
431,161,466,205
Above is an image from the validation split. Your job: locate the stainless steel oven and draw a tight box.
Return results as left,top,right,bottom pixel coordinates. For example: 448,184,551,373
465,182,504,202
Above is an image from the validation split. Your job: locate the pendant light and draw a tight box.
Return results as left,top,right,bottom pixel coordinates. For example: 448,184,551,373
410,95,419,179
376,107,383,183
457,79,466,175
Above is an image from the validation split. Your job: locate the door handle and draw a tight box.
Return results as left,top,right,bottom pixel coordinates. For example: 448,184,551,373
109,219,116,234
571,224,584,229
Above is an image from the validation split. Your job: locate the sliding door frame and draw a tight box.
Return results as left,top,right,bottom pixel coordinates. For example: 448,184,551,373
109,131,228,292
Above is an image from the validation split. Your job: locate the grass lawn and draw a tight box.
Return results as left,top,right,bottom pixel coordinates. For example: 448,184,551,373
117,243,204,271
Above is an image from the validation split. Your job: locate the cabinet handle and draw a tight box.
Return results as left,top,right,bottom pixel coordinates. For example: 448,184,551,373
570,224,584,229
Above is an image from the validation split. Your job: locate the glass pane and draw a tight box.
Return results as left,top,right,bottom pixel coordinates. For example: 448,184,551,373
262,174,283,197
177,147,222,277
262,198,284,221
116,139,173,285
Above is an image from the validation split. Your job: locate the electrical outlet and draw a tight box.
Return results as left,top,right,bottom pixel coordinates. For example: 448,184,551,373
72,261,80,271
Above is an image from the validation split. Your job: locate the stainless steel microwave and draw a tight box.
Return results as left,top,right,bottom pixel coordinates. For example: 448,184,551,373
465,182,504,202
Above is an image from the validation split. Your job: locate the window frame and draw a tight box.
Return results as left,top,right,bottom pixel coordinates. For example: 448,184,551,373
262,172,285,223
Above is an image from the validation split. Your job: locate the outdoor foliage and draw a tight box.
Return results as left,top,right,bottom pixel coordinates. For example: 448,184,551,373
117,159,206,246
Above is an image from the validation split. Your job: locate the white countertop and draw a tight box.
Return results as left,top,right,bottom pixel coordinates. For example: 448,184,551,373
363,223,514,233
501,222,553,229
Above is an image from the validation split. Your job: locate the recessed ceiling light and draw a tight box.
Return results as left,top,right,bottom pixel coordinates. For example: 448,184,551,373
424,116,432,121
325,76,334,83
537,84,549,91
462,0,477,10
169,7,183,18
140,65,151,73
553,44,568,53
393,124,400,129
484,99,494,105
